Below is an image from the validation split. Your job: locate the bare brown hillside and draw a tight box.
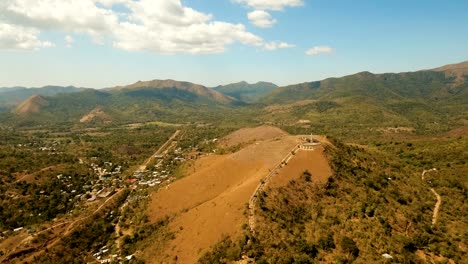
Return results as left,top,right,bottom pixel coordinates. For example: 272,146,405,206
79,107,112,123
13,95,49,115
269,146,332,189
145,133,301,263
218,125,288,148
432,61,468,82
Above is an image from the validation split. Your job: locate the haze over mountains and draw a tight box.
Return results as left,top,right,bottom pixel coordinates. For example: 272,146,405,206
1,61,467,132
0,86,86,111
213,81,278,102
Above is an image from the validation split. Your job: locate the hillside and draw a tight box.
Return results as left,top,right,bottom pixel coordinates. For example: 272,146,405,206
0,86,85,111
79,107,113,123
259,62,468,137
3,79,244,126
432,61,468,83
200,135,467,263
13,95,49,115
213,81,278,102
111,79,235,104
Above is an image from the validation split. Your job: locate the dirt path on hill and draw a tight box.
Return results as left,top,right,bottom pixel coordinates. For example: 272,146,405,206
248,144,300,233
421,168,441,226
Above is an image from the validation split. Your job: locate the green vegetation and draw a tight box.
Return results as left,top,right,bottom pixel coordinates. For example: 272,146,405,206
200,135,467,263
33,190,130,263
260,70,468,138
0,64,466,263
213,81,278,102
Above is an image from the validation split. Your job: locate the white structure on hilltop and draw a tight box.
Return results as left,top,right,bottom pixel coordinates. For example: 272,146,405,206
299,133,321,150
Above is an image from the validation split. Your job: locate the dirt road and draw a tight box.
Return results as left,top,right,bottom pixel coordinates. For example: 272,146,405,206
248,144,300,233
421,168,441,226
139,130,180,171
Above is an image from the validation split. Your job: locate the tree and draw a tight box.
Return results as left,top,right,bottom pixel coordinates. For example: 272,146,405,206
340,236,359,258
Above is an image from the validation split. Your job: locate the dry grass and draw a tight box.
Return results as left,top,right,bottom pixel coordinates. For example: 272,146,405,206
217,125,288,149
145,133,299,263
269,146,332,189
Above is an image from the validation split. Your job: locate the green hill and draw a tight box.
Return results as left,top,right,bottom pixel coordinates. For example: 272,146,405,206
2,80,242,126
259,63,468,137
0,86,86,111
213,81,278,102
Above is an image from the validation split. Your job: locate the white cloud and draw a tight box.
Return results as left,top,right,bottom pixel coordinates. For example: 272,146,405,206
305,46,333,55
264,41,295,51
0,23,54,50
0,0,293,54
234,0,303,11
64,35,74,48
248,10,276,28
0,0,119,34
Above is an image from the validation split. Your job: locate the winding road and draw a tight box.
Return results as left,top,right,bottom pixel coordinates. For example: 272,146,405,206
421,168,441,226
248,144,300,233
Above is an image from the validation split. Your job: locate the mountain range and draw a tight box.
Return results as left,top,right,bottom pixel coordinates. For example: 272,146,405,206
213,81,278,102
1,61,466,132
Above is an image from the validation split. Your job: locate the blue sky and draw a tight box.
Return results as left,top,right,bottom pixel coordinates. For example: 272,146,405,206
0,0,467,88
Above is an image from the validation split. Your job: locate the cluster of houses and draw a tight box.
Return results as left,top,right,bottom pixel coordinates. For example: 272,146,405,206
127,166,174,188
90,161,122,179
16,140,64,155
93,245,134,263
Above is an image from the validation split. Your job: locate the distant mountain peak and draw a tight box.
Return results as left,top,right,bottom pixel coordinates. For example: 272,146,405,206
213,81,278,103
432,61,468,72
431,61,468,83
111,79,234,104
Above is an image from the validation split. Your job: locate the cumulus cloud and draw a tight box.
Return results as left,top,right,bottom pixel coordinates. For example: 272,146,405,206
234,0,303,11
0,23,54,50
264,41,295,51
305,46,333,55
0,0,294,53
247,10,276,28
64,35,74,48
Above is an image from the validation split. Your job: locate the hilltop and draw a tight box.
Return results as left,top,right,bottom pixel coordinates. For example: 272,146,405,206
259,61,468,137
0,86,85,111
110,79,235,104
5,79,241,125
213,81,278,102
432,61,468,83
1,61,467,138
13,95,49,115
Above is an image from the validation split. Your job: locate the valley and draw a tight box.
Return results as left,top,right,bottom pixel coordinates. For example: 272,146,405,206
0,62,466,264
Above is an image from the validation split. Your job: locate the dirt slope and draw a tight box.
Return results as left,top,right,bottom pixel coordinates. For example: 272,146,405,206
269,146,332,189
145,134,300,263
218,125,289,149
13,95,49,115
79,107,112,123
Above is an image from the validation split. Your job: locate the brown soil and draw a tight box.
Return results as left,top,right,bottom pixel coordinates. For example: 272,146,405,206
444,124,468,137
218,125,288,149
13,95,49,115
145,135,299,263
269,146,332,189
79,107,112,123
